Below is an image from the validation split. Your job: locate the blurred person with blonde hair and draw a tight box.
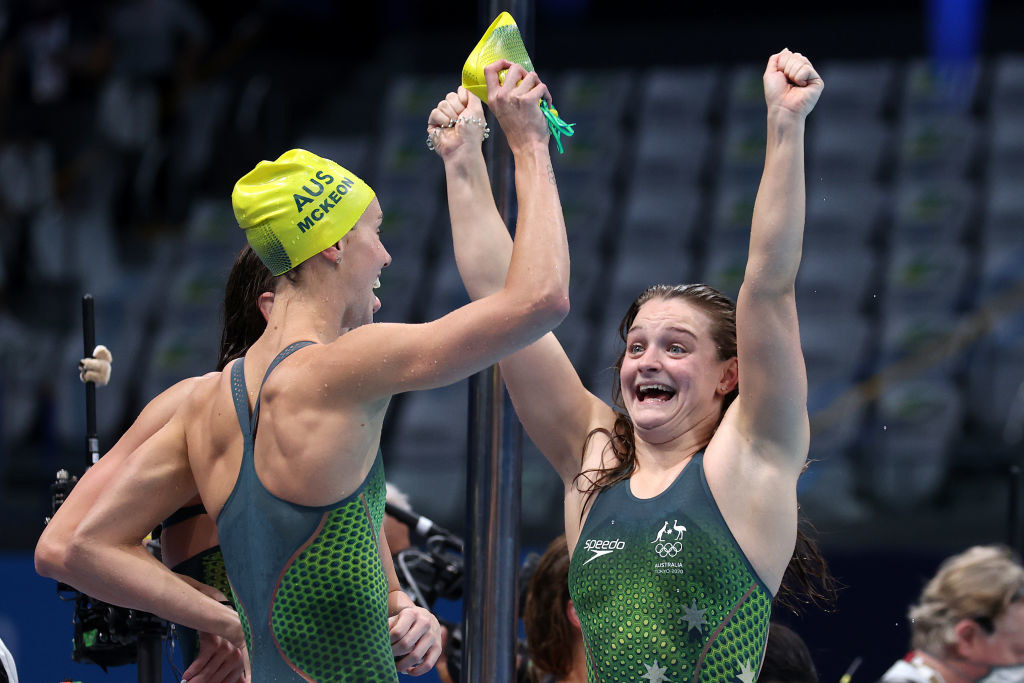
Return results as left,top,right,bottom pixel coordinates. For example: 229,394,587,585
881,545,1024,683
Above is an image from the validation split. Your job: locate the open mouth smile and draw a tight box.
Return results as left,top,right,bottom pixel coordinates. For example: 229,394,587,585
635,383,676,403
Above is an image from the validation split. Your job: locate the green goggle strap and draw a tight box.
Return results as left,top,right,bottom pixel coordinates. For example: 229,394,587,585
540,99,575,154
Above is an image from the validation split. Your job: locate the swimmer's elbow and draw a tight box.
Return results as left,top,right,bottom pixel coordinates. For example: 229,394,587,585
34,533,67,580
549,291,571,323
531,289,570,328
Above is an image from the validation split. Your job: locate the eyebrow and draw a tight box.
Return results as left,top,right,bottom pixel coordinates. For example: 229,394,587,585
627,325,698,339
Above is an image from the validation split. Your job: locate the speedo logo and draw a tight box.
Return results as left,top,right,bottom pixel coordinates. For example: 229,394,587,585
582,538,625,565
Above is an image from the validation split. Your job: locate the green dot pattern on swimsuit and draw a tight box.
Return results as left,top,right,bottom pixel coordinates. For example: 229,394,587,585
569,516,770,682
700,590,771,682
362,456,386,543
202,550,234,604
270,462,394,682
232,588,254,655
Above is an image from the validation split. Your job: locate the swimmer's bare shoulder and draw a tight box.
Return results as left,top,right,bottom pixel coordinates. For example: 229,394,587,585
174,368,247,516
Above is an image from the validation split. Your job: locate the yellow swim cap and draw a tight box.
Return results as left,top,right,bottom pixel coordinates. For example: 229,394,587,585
231,149,375,276
462,12,534,101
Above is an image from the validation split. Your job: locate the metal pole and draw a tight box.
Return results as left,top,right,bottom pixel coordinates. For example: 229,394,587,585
462,2,532,680
82,295,100,466
136,634,162,683
463,368,522,682
83,295,163,681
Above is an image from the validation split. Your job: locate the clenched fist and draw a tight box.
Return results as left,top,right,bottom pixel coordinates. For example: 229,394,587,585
763,48,823,119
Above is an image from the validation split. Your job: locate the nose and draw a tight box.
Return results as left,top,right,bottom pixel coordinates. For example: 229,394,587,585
638,349,661,372
382,245,392,269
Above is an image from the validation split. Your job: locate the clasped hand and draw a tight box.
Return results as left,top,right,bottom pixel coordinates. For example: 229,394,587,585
427,60,552,158
390,604,443,677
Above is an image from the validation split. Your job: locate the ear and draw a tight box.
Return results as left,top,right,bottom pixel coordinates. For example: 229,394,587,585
952,618,986,658
321,240,344,265
717,357,739,395
257,291,274,321
566,599,582,630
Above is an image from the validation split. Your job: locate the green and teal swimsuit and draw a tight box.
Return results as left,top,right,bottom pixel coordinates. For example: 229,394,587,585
567,450,772,683
217,342,395,682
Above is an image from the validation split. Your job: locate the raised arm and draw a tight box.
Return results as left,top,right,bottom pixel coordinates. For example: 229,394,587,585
734,49,822,467
323,62,570,399
432,86,510,299
62,413,243,646
427,85,608,483
35,376,204,580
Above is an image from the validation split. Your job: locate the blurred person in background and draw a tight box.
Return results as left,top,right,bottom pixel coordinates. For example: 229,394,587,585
35,244,274,682
759,622,818,683
880,545,1024,683
58,59,567,681
440,49,829,680
521,534,585,683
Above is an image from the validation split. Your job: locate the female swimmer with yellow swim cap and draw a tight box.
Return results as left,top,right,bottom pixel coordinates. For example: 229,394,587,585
49,59,569,682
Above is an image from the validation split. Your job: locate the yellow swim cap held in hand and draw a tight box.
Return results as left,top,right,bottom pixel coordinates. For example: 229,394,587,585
461,12,575,153
462,12,534,101
232,149,375,276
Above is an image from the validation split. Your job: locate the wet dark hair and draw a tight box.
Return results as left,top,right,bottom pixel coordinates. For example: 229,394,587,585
574,283,837,614
216,245,276,371
523,535,575,679
759,622,819,683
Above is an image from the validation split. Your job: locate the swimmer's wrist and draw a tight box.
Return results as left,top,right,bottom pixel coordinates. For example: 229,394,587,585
766,106,806,134
387,587,416,615
214,603,244,647
442,144,486,169
509,139,551,158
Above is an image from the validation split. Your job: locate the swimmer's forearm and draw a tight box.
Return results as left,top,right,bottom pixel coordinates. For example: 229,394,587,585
64,538,242,645
504,142,570,313
746,112,806,291
379,526,411,617
444,147,513,300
